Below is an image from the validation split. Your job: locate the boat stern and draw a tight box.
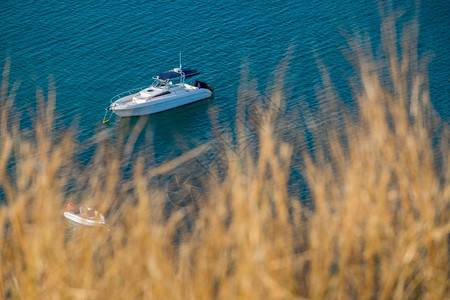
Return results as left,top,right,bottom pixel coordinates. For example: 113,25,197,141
192,80,214,93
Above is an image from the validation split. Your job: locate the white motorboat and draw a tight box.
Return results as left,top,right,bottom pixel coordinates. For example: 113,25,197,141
64,206,105,226
103,64,213,123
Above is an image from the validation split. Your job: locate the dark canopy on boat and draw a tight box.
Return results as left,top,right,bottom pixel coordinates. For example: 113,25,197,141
155,68,200,80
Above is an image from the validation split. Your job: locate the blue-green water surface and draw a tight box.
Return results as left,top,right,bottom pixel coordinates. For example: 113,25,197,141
0,0,448,200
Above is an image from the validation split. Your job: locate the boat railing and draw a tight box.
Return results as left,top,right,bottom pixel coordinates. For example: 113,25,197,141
109,86,148,103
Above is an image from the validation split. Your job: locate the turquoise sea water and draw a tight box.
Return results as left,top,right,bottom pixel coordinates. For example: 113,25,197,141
0,0,448,200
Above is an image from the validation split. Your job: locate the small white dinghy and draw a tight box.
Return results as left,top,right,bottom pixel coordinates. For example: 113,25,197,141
64,204,105,226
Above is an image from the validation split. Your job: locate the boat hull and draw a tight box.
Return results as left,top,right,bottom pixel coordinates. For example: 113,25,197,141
64,211,105,226
111,88,212,117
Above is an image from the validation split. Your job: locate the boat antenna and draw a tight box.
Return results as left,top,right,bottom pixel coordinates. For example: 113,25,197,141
179,51,182,69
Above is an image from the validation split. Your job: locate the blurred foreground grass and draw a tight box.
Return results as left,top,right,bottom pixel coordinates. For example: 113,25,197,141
0,16,448,299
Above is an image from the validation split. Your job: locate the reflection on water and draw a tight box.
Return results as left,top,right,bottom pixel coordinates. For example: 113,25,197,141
113,96,215,165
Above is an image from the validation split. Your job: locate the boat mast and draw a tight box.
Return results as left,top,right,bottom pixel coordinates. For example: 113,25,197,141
179,51,185,84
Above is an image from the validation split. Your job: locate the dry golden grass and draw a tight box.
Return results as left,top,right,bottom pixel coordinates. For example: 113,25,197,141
0,16,448,300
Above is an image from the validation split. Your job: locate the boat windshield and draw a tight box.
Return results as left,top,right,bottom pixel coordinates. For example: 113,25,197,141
152,78,171,88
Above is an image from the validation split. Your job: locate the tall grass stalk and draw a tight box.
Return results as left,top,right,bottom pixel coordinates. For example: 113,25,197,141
303,16,449,299
0,16,448,299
